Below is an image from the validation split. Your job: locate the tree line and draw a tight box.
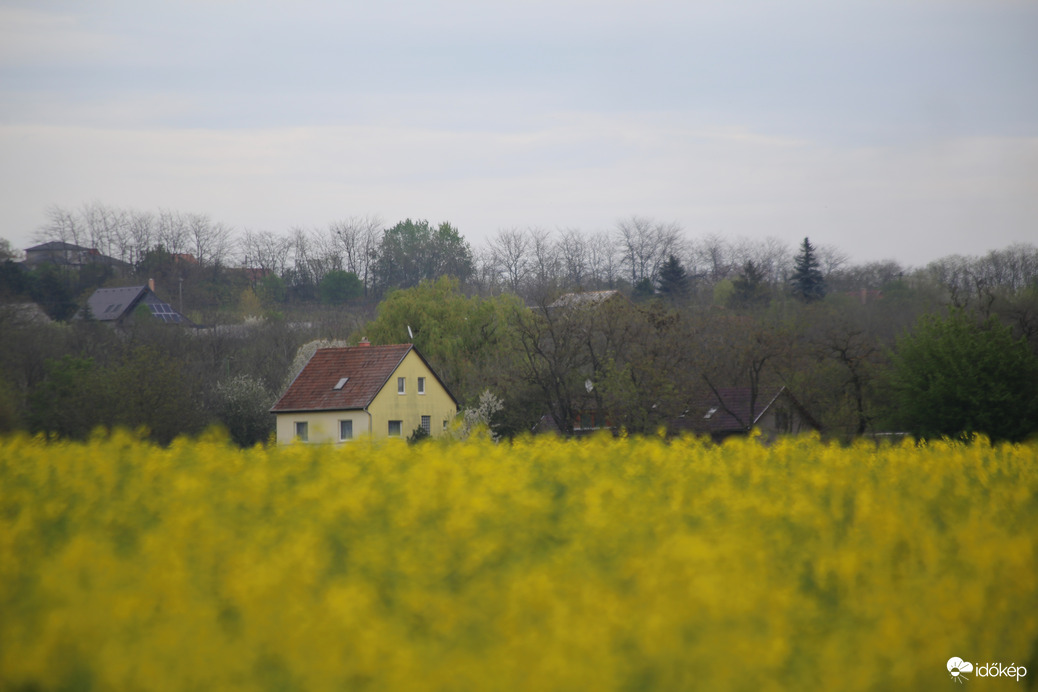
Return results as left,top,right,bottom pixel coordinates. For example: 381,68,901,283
17,202,1038,311
2,203,1037,445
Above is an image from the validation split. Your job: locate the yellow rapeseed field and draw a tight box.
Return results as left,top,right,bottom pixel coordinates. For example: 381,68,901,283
1,430,1036,691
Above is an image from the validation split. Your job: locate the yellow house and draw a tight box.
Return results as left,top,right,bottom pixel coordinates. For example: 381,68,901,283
270,342,459,444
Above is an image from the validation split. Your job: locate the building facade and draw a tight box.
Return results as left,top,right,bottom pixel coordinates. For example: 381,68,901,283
271,343,459,444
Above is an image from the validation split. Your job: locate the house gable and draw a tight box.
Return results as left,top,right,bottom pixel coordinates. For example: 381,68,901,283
368,349,459,438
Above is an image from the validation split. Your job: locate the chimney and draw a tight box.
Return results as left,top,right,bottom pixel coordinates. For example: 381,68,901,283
359,337,370,347
148,278,155,293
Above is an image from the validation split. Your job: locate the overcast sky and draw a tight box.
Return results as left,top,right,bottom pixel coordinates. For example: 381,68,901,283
1,0,1035,267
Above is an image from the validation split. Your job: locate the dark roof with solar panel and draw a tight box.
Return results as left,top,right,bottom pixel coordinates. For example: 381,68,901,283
82,286,192,326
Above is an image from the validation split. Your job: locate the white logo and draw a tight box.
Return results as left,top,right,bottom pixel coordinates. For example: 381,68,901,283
947,657,1028,683
948,657,973,684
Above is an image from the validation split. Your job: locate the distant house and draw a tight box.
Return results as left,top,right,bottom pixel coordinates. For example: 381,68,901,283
548,290,626,310
270,342,459,444
80,284,192,326
674,386,821,442
24,241,131,274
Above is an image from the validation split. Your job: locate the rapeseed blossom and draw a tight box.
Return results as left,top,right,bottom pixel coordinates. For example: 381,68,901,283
1,430,1035,690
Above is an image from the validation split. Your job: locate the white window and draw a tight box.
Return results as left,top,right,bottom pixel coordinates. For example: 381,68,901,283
397,377,405,394
388,420,402,437
339,420,353,441
294,421,308,441
334,377,349,390
421,415,431,435
417,377,426,394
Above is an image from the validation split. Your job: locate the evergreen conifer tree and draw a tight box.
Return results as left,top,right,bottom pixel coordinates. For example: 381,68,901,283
731,260,770,309
790,237,826,302
657,254,690,301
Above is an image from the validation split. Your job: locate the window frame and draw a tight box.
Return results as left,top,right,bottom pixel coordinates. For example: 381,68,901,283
421,415,431,435
388,420,402,437
339,419,353,441
397,377,405,395
417,376,426,395
294,421,309,442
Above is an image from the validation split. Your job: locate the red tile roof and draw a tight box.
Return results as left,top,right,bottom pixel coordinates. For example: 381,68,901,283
271,344,415,413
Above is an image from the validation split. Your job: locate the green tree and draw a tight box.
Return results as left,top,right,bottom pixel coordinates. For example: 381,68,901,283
657,254,690,302
106,346,203,444
887,309,1038,442
0,237,18,261
27,346,205,443
28,355,102,438
730,260,770,309
362,276,522,406
371,219,474,296
631,278,656,302
0,259,31,299
256,273,287,305
29,264,78,321
318,270,363,304
790,237,826,303
214,374,274,446
0,376,20,433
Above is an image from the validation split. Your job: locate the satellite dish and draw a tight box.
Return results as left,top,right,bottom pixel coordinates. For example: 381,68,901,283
407,325,414,341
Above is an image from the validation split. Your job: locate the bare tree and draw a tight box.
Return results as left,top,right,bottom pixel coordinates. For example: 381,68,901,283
587,230,621,289
469,245,501,296
692,233,735,282
36,205,84,248
977,244,1038,293
81,202,129,261
185,213,232,266
528,228,561,300
731,236,791,286
817,244,850,278
557,227,590,290
329,215,382,294
489,228,533,295
288,226,320,290
156,209,189,256
615,216,684,286
698,313,793,430
827,260,905,294
238,229,292,277
126,210,155,268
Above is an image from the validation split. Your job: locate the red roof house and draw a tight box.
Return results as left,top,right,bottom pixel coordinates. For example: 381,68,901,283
270,342,459,443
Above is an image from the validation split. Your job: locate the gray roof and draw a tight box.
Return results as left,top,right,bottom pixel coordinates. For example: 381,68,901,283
83,286,190,324
25,241,94,253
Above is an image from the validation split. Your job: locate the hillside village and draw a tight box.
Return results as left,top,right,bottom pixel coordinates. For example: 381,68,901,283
1,208,1037,445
